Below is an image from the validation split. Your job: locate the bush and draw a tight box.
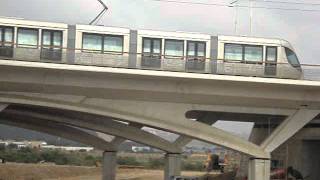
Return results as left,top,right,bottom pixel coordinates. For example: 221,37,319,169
0,147,100,166
147,158,164,169
0,144,5,151
117,156,141,166
0,147,205,172
7,144,18,149
41,150,59,162
182,161,204,171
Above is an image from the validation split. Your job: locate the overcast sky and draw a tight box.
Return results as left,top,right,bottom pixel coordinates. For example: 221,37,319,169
0,0,319,135
1,0,320,64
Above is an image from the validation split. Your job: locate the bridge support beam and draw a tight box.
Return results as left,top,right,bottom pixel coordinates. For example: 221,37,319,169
0,117,116,151
248,158,271,180
164,153,181,180
2,108,181,153
0,103,8,112
102,151,117,180
174,113,219,149
261,108,319,153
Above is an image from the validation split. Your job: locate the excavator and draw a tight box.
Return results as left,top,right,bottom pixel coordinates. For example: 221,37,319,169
204,152,228,173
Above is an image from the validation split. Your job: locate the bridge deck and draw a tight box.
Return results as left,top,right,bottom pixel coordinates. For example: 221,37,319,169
0,59,319,87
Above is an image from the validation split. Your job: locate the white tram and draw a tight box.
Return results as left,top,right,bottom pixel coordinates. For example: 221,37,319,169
0,17,302,79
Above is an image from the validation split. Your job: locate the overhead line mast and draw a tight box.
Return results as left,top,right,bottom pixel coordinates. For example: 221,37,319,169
89,0,109,25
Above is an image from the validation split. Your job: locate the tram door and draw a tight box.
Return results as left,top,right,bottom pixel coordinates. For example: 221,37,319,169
265,46,277,76
142,37,162,68
186,41,206,71
0,26,14,58
41,30,62,61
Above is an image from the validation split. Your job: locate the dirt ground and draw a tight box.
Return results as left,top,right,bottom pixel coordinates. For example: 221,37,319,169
0,163,213,180
57,169,209,180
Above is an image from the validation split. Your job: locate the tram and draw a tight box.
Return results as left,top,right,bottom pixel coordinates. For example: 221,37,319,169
0,17,302,79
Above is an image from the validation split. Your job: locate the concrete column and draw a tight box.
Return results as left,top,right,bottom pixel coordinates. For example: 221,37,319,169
237,125,272,179
248,158,271,180
102,151,117,180
164,153,181,180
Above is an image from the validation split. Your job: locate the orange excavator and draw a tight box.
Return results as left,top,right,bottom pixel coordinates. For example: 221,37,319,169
204,152,228,173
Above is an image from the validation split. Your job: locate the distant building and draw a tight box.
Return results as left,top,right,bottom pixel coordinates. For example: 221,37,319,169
11,141,27,149
28,141,47,148
42,145,94,152
0,140,29,149
132,146,151,152
0,140,9,147
0,140,92,152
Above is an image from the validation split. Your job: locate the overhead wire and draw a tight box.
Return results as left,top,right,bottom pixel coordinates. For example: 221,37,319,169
95,9,107,25
90,8,107,25
137,0,320,12
255,0,320,6
89,0,109,25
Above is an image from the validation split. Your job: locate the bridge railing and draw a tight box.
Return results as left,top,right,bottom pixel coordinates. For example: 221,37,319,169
0,45,318,80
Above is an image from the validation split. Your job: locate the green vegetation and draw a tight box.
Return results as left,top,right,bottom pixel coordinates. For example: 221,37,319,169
0,147,101,166
117,155,204,171
117,156,142,166
0,147,204,171
182,160,204,171
148,158,164,169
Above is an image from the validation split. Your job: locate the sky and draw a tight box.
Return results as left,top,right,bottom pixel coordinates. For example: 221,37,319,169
1,0,320,65
0,0,319,136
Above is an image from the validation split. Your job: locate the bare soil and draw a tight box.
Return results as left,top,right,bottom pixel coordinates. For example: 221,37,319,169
0,163,212,180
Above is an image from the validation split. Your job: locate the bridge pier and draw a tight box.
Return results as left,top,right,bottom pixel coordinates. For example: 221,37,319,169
102,151,117,180
248,158,270,180
164,153,181,180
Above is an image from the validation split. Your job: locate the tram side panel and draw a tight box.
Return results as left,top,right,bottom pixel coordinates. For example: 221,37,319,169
215,39,302,79
215,41,264,77
73,25,130,68
276,46,302,79
12,24,69,63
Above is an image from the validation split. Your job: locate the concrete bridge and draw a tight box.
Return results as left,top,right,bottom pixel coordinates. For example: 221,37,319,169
0,59,320,180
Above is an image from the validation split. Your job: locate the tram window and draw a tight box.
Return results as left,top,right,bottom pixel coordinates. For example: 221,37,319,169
53,32,62,46
244,45,263,62
143,38,151,53
153,39,161,54
142,38,161,55
4,28,13,44
198,43,205,57
42,31,51,46
0,27,13,45
224,44,243,61
104,35,123,53
187,41,206,58
285,47,300,67
0,26,14,58
42,30,62,47
17,28,38,47
82,33,102,51
164,39,184,57
187,42,195,56
266,47,277,62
